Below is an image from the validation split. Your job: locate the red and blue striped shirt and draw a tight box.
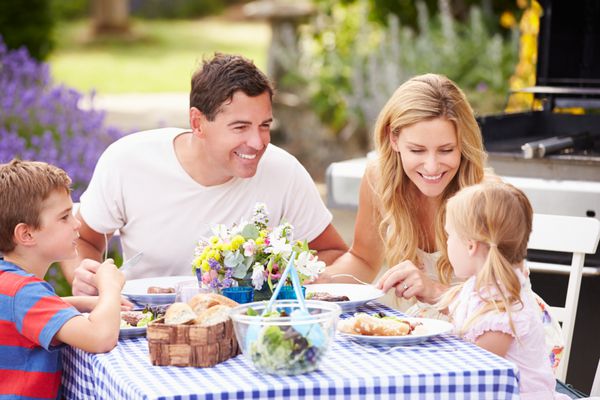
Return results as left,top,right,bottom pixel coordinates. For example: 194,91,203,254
0,260,80,399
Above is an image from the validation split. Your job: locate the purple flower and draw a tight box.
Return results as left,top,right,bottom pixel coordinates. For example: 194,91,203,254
0,36,124,201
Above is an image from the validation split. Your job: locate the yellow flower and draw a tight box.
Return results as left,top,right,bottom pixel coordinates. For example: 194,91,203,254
209,236,219,245
500,11,516,29
201,260,210,272
231,235,245,250
259,230,268,238
222,243,232,252
256,237,265,245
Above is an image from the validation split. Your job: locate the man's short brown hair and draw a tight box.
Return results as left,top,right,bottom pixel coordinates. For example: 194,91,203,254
190,53,274,121
0,159,72,253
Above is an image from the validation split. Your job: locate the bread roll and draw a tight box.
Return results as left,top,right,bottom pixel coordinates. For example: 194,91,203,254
353,314,411,336
195,304,231,327
164,302,196,325
187,293,238,314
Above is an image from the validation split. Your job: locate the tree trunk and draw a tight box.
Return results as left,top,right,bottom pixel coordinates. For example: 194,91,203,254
92,0,130,35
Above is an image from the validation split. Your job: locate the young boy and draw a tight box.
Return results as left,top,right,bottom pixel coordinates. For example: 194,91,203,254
0,159,125,399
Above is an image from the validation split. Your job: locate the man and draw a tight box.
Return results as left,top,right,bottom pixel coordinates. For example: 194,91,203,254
63,53,347,295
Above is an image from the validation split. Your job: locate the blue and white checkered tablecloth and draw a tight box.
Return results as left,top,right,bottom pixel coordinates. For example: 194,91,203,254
61,303,520,400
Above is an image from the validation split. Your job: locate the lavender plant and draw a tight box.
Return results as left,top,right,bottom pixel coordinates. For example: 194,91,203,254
0,37,123,201
0,37,124,296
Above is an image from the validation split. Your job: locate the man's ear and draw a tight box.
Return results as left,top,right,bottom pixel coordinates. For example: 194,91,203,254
189,107,205,137
13,223,36,247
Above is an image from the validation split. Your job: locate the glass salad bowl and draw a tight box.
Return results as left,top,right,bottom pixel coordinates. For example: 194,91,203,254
230,299,341,375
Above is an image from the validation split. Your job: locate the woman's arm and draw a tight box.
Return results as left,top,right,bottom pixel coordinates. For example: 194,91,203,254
316,165,385,284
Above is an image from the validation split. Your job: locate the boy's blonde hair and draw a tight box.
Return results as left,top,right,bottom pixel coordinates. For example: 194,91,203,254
0,159,72,253
438,182,533,337
373,73,487,284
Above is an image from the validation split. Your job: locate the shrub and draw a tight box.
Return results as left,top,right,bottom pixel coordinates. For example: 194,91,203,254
0,0,54,60
0,37,122,201
296,0,519,138
0,37,124,295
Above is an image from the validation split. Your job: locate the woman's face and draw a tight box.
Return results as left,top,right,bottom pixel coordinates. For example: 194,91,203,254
391,117,461,198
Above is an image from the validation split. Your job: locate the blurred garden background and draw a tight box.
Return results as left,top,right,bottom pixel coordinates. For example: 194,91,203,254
0,0,538,294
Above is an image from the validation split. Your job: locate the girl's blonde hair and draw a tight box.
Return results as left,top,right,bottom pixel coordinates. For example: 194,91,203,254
438,182,534,337
373,73,487,283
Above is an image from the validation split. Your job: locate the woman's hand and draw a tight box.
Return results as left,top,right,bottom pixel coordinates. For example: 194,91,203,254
375,260,446,304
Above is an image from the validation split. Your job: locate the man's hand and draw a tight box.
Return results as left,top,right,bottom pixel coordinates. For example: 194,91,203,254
72,258,104,296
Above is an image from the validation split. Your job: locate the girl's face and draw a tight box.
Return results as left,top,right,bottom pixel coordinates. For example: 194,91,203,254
391,117,461,199
445,218,477,279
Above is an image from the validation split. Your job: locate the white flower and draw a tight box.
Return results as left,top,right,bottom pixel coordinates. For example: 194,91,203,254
251,263,266,290
211,224,230,241
266,236,292,257
295,251,326,278
252,203,269,227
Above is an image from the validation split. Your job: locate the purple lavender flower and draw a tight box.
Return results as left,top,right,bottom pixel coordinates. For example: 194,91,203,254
208,258,221,271
0,36,124,201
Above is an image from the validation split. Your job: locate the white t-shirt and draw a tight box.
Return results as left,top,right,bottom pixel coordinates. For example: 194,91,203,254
80,128,332,279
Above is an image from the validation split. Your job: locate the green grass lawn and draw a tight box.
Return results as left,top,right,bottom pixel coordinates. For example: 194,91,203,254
49,17,270,93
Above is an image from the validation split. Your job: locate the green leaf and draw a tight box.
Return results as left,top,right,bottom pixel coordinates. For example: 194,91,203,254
241,224,260,239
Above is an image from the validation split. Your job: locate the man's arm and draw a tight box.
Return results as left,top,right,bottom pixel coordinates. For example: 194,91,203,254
308,223,348,265
60,212,115,294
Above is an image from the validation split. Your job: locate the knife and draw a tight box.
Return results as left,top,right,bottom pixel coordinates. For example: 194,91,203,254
119,252,144,273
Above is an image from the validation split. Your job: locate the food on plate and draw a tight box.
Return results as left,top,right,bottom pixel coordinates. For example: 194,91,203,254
188,292,239,314
338,313,421,336
147,286,175,294
164,302,197,325
307,292,350,302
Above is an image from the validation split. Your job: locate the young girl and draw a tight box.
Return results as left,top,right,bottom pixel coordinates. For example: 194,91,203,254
438,182,568,400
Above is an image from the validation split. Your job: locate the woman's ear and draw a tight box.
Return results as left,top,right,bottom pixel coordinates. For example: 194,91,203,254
388,125,400,152
13,223,36,247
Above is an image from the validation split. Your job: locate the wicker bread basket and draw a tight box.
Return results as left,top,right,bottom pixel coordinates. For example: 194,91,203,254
147,317,239,367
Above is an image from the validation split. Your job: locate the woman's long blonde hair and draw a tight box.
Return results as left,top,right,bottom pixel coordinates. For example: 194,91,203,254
373,73,487,283
438,182,533,336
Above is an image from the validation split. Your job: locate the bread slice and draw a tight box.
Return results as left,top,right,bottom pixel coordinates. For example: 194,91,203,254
187,293,239,314
195,304,232,327
164,302,196,325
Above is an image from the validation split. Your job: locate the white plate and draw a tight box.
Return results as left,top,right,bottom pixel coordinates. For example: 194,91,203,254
119,325,147,339
338,317,453,346
122,275,193,305
305,283,385,312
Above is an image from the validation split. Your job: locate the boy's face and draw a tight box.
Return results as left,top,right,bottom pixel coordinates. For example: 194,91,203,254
32,189,81,262
194,90,273,186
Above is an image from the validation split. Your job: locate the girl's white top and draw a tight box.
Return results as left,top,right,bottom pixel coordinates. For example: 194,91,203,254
449,269,569,400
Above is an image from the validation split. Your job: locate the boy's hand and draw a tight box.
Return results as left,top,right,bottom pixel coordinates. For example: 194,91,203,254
95,259,126,294
72,259,102,296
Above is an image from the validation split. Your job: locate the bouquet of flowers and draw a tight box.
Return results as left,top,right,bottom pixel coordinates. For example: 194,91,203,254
192,203,325,292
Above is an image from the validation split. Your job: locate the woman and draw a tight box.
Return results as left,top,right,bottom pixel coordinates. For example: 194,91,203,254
319,73,488,311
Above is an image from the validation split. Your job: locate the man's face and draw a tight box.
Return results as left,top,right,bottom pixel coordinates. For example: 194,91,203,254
194,91,273,186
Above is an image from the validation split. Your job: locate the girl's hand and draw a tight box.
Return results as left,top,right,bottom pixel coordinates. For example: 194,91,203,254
375,260,445,304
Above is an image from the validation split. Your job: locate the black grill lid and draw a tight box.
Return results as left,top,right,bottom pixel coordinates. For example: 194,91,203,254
537,0,600,88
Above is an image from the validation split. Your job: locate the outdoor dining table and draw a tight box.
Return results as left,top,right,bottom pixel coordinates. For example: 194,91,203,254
61,303,520,399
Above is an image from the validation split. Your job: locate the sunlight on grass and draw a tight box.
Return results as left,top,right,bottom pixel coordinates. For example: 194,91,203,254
49,18,270,94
